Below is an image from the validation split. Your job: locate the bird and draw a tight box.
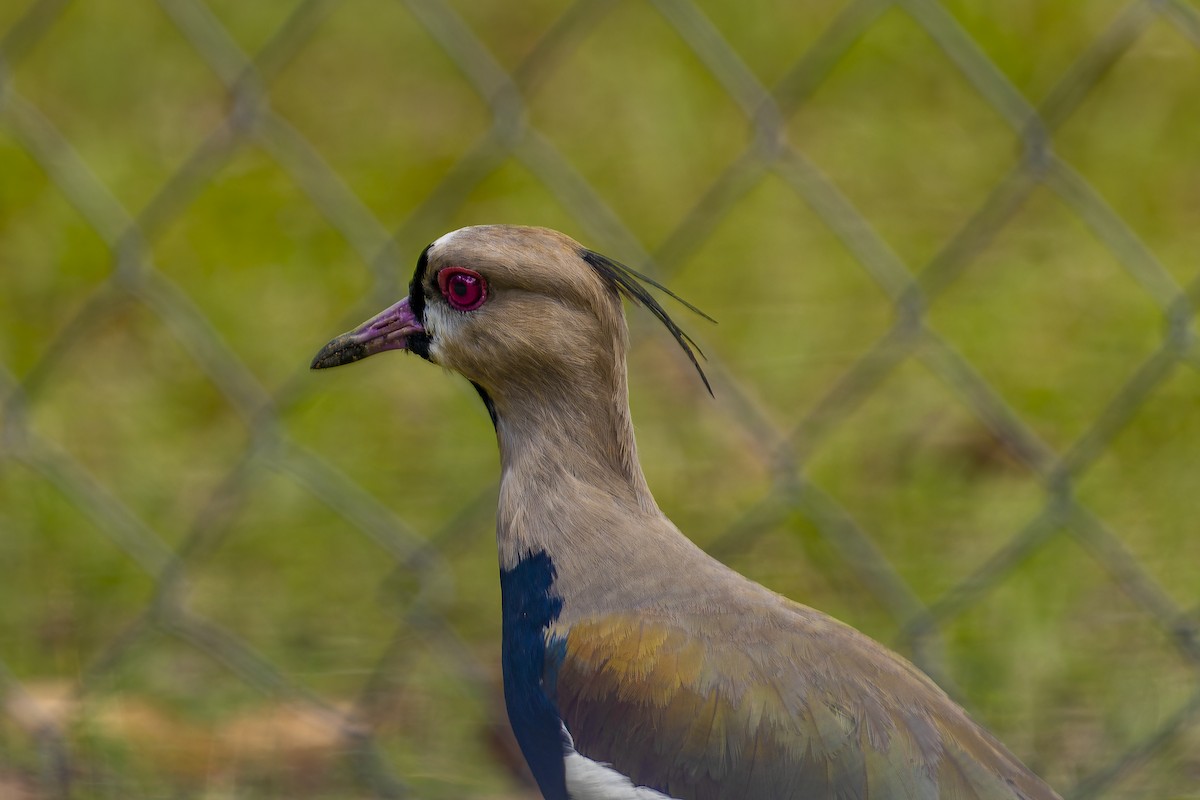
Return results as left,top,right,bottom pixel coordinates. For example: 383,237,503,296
311,225,1060,800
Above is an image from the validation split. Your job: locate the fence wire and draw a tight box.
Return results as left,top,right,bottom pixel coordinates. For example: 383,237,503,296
1,0,1199,798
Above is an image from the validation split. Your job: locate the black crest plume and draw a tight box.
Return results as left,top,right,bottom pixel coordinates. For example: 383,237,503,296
580,250,715,396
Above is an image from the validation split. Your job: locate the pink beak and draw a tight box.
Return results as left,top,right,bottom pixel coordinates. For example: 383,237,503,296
310,296,425,369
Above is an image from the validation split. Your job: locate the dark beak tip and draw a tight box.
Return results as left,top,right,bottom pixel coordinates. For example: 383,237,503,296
312,298,421,371
310,337,364,370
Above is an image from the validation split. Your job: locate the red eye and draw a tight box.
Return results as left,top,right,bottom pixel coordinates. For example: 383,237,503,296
437,267,487,312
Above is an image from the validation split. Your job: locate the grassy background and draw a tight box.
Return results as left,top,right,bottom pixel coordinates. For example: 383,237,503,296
2,0,1199,797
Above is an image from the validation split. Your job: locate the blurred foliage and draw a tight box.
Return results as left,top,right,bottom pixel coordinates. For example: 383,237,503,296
1,0,1199,798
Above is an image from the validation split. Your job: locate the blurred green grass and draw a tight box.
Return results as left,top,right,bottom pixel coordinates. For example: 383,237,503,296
2,0,1199,798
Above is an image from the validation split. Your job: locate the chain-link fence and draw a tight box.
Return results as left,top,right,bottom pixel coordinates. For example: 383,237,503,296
2,0,1199,797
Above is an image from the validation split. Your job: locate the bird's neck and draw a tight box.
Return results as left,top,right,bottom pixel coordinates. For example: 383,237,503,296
488,370,660,569
493,387,654,504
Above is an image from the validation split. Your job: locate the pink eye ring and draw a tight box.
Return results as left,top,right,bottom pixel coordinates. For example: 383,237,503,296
437,267,488,312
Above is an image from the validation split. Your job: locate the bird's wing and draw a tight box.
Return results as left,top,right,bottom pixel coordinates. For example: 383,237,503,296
549,601,1058,800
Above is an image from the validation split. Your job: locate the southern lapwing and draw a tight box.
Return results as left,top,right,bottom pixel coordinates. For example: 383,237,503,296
311,225,1060,800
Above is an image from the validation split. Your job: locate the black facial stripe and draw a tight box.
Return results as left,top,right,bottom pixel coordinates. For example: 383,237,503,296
408,331,432,361
408,243,433,325
471,381,499,428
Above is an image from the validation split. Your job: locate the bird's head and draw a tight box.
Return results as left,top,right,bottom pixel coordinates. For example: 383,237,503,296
311,225,710,418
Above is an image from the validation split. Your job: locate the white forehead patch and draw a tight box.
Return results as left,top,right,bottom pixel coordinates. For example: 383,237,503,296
429,228,463,253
